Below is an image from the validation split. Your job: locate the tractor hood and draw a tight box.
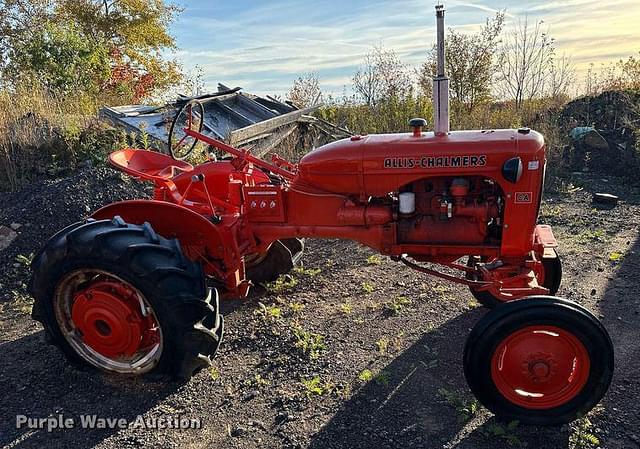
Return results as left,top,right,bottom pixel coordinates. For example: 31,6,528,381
295,129,545,196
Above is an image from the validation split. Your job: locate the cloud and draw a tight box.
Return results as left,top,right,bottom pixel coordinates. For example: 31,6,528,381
172,0,640,96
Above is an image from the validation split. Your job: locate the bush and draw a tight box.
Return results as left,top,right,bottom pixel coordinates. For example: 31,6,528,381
0,86,123,191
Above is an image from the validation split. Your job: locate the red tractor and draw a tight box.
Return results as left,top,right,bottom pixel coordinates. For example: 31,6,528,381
30,6,613,426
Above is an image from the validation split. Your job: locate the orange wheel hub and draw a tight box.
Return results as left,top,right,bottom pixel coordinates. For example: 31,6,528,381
71,281,159,358
491,325,590,409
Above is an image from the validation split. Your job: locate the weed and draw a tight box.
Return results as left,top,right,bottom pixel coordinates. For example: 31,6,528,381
541,204,562,217
255,302,282,322
11,294,33,315
244,373,270,388
301,376,331,398
576,229,607,243
390,332,405,352
264,274,298,293
570,416,600,449
293,328,326,359
385,296,412,315
208,367,220,380
340,302,353,314
289,302,305,313
438,387,480,422
335,383,352,399
374,371,391,386
366,255,382,265
485,420,521,446
294,266,322,276
14,253,33,266
358,369,373,382
433,284,452,300
376,337,389,355
361,282,375,294
608,251,624,263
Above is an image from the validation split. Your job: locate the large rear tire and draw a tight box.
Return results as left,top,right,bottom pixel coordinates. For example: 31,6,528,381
463,296,613,425
30,217,223,380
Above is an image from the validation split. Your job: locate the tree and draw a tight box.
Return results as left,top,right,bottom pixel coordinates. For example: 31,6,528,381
7,22,110,95
546,53,575,100
584,53,640,95
57,0,182,102
419,12,505,113
288,73,322,107
497,17,555,109
353,46,413,106
0,0,182,102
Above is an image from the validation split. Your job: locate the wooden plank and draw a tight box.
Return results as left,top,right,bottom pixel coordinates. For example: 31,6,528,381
229,105,320,146
252,124,298,158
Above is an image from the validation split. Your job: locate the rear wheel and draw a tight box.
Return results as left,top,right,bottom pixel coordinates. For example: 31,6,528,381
246,238,305,284
463,296,613,425
467,252,562,308
30,217,223,380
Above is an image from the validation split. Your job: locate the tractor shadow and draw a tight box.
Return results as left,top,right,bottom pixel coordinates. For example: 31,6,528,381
309,235,640,449
307,308,570,449
597,235,640,446
0,331,177,449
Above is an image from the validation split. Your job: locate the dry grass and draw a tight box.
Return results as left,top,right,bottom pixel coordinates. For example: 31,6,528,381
0,86,119,191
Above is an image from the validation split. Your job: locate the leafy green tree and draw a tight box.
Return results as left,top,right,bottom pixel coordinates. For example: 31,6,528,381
8,22,110,95
0,0,182,102
57,0,182,101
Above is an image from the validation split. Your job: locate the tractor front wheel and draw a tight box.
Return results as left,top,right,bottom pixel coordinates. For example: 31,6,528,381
463,296,613,425
30,217,223,380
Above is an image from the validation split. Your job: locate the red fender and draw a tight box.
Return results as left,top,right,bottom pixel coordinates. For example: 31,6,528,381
91,200,250,297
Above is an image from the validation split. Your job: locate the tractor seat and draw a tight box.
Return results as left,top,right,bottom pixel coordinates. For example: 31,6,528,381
109,148,194,182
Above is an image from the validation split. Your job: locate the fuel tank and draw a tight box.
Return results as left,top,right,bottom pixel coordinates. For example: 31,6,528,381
295,129,545,196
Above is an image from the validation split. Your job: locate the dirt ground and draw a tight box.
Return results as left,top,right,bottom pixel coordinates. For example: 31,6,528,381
0,168,639,449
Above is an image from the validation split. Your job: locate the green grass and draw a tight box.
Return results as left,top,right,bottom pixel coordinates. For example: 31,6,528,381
361,282,375,294
264,274,298,293
484,420,521,446
375,337,389,355
255,302,282,322
293,328,326,359
301,376,332,398
358,369,373,382
570,416,600,449
293,266,322,276
385,296,412,315
438,387,481,423
340,302,353,314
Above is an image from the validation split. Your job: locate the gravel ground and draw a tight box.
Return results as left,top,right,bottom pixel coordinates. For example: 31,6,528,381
0,168,639,449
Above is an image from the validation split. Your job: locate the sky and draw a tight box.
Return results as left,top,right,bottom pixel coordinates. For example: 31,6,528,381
171,0,640,97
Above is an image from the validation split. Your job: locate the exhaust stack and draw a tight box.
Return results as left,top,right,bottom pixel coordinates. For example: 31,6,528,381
433,4,450,136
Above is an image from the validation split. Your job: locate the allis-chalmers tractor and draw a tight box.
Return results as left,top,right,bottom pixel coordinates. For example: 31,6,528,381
30,6,613,426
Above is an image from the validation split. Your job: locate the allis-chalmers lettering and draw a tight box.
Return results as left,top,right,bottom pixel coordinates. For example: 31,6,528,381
383,155,487,169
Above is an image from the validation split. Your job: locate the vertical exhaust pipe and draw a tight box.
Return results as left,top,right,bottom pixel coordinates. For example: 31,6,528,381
433,4,450,136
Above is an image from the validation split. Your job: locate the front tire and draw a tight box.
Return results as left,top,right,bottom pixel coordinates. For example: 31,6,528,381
30,217,223,380
463,296,613,425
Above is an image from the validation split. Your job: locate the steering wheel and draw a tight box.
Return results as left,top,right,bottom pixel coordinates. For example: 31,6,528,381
168,99,205,160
